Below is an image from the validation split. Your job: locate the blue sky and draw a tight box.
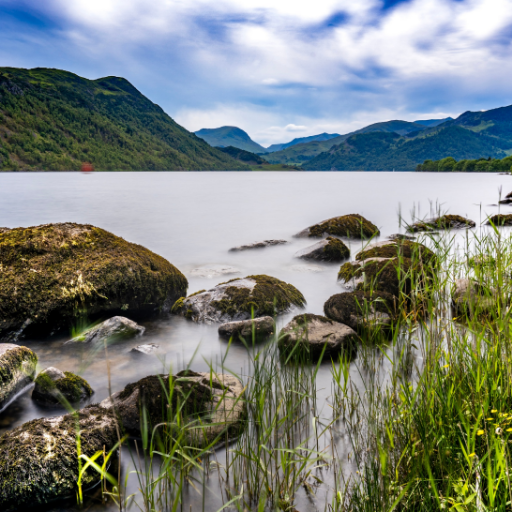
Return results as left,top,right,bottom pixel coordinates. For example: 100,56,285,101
1,0,512,146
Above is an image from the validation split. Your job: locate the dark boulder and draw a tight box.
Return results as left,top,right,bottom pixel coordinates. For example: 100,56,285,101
486,214,512,226
32,367,93,405
296,214,379,239
294,236,350,262
218,316,274,340
407,215,475,232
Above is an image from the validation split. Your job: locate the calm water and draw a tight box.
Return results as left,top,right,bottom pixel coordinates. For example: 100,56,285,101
0,171,510,510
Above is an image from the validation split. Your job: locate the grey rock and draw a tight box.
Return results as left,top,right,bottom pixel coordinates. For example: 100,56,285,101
130,343,160,355
294,236,349,262
229,240,288,251
0,406,118,511
279,314,358,359
100,371,246,446
0,344,37,412
218,316,274,340
32,367,93,405
66,316,145,346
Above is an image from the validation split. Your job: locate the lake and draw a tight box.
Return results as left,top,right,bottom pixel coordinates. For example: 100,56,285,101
0,171,510,511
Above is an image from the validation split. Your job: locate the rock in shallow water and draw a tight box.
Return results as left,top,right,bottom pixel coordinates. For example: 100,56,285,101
172,275,305,323
486,214,512,226
229,240,288,251
407,215,475,232
294,236,349,262
0,344,37,412
296,214,379,239
278,313,358,360
218,316,274,340
130,343,160,355
0,222,187,341
451,278,500,318
65,316,145,346
32,367,93,405
189,265,240,278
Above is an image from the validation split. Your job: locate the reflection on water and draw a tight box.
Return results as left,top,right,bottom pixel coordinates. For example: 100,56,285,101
0,171,510,510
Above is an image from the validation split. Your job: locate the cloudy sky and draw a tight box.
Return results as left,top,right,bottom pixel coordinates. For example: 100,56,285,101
1,0,512,146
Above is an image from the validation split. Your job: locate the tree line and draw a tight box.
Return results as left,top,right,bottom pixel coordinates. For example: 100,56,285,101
416,155,512,172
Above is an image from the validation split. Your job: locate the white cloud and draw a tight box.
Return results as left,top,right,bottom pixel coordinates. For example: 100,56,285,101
285,124,307,132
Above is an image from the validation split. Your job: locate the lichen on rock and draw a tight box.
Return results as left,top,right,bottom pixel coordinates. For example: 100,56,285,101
173,275,305,323
32,367,93,405
0,222,188,340
296,214,379,239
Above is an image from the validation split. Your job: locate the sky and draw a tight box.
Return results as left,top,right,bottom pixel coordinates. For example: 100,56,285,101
1,0,512,147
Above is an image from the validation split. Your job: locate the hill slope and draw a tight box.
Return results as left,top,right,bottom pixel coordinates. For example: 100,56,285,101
266,132,340,153
0,67,247,171
265,120,428,164
305,126,507,171
194,126,267,153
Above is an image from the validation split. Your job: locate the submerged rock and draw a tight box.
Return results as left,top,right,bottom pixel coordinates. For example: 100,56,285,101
172,275,305,323
229,240,288,251
278,313,358,360
130,343,159,355
100,370,246,445
218,316,274,340
65,316,145,346
32,367,93,405
296,214,379,239
294,236,350,262
0,344,37,412
0,406,118,512
486,214,512,226
388,233,416,241
189,265,240,278
324,291,397,332
407,215,475,232
0,223,188,341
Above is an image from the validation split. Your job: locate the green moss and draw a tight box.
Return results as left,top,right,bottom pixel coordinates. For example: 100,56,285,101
338,262,358,282
211,275,305,317
171,297,186,314
0,223,188,338
292,313,334,327
188,289,206,297
0,346,37,386
408,214,476,232
34,370,93,404
308,214,379,239
356,241,437,267
487,214,512,226
322,236,350,261
33,372,55,394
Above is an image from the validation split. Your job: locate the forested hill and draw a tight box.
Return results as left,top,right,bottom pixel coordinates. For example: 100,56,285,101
0,67,247,171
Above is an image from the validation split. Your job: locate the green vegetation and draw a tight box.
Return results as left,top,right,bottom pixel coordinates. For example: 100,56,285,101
218,145,268,164
0,67,248,171
194,126,267,154
417,155,512,172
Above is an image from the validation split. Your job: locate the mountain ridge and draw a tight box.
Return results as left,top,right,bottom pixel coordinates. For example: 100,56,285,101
194,126,267,153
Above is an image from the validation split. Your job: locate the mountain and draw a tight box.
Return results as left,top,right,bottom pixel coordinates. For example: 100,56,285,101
0,67,247,171
266,132,340,153
194,126,267,153
265,120,428,164
305,125,506,171
218,146,268,165
414,117,453,127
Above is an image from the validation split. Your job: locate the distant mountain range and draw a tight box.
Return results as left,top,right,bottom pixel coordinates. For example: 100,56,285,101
0,67,247,171
194,126,267,154
266,133,340,153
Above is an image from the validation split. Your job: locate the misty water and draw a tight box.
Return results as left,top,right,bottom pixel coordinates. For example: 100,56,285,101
0,171,510,511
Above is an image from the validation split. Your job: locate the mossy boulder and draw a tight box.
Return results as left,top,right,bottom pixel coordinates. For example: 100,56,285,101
407,214,475,232
172,275,305,323
486,214,512,226
324,290,397,332
0,223,188,340
66,316,145,346
0,343,37,412
100,370,246,446
32,367,93,405
218,316,275,341
278,313,358,360
0,405,118,511
296,214,379,239
355,240,437,268
294,236,350,262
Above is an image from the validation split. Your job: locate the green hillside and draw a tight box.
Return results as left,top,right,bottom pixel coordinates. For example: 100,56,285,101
0,67,248,171
218,145,267,165
417,155,512,172
194,126,267,153
266,132,339,153
305,126,506,171
265,120,428,165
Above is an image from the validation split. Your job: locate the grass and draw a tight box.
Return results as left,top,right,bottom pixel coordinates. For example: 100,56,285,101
61,212,512,511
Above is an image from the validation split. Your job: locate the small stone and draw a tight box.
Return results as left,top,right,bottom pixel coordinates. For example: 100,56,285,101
32,367,93,405
388,233,415,241
65,316,145,346
229,240,288,251
130,343,159,355
407,214,476,232
218,316,274,340
294,236,350,262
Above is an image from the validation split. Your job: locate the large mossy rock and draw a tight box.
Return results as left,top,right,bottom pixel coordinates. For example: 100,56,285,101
66,316,145,346
295,236,350,262
407,214,475,233
0,406,118,511
172,275,305,323
100,370,246,445
355,240,437,267
296,214,379,239
278,313,358,360
0,223,188,340
32,367,93,405
324,291,397,332
0,344,37,412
